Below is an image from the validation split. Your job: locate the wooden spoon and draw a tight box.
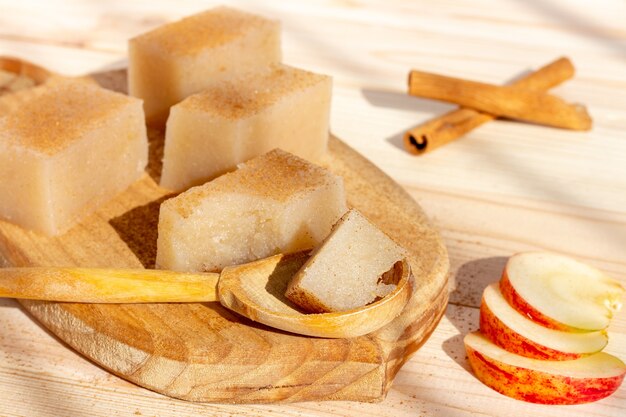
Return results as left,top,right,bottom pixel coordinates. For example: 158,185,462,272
0,252,413,338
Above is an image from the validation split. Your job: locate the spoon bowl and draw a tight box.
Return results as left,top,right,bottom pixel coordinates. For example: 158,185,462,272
219,252,413,338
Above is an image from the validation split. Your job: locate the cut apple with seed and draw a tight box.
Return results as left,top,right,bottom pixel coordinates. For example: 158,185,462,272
480,283,608,360
464,331,626,404
500,252,624,332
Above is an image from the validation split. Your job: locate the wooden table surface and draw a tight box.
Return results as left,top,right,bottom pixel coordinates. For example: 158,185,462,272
1,0,625,416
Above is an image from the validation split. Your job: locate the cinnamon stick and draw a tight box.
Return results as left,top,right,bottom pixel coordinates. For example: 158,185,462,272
404,57,576,155
408,68,591,130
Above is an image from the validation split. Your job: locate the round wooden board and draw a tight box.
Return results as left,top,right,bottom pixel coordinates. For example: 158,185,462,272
0,67,449,404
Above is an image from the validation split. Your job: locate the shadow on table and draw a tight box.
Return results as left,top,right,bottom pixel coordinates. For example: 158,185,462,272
89,64,127,93
515,0,626,56
361,88,454,114
108,195,176,269
441,256,507,371
361,88,457,152
0,298,20,309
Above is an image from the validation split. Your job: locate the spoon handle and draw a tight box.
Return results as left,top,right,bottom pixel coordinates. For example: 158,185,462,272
0,267,220,303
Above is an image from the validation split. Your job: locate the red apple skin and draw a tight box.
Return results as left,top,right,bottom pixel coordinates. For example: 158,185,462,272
465,340,626,404
479,299,586,361
500,270,574,331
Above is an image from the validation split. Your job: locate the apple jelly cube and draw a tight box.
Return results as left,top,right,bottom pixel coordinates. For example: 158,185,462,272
0,79,148,235
128,6,281,125
156,149,347,272
285,209,407,312
160,65,332,191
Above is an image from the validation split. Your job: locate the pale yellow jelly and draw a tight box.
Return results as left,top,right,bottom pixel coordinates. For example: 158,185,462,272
128,6,281,125
285,209,407,313
0,79,148,236
160,65,332,191
156,149,347,272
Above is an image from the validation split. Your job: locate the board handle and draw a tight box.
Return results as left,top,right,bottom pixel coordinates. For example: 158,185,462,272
0,56,53,85
0,267,219,303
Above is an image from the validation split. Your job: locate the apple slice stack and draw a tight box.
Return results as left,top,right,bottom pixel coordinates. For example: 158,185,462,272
464,252,626,404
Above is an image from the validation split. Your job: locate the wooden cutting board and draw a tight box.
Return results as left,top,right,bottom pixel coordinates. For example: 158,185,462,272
0,63,449,404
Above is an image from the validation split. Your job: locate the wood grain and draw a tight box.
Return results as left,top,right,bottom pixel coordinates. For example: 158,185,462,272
1,0,625,415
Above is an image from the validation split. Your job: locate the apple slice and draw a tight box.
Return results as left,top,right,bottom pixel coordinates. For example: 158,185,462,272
500,252,624,332
464,331,626,404
480,283,607,360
